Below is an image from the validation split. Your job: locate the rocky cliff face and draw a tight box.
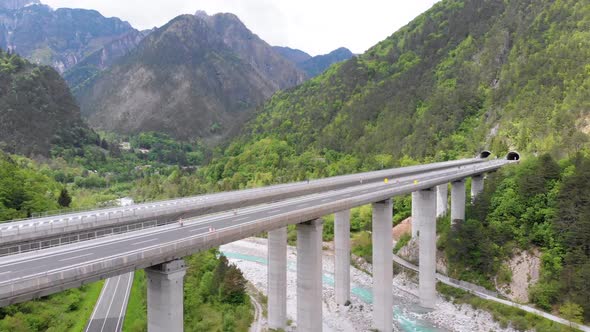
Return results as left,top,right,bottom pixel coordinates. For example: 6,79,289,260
0,0,39,10
201,12,306,90
0,2,140,75
64,29,147,93
77,12,306,141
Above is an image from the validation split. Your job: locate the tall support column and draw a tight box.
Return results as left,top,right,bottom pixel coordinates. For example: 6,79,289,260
335,210,351,306
436,184,448,218
267,227,287,330
146,259,186,332
411,192,419,238
471,175,484,201
417,189,437,309
372,199,393,332
451,179,466,225
297,219,323,332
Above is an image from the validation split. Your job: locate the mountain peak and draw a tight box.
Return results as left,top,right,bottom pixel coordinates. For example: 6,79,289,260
0,0,40,10
194,10,208,18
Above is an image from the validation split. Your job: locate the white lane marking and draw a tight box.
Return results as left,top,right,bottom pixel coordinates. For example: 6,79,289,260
234,217,248,222
0,271,11,276
86,278,111,332
189,227,211,233
59,253,94,262
115,273,133,332
131,238,159,246
101,275,122,332
296,203,309,208
267,209,282,214
321,198,330,202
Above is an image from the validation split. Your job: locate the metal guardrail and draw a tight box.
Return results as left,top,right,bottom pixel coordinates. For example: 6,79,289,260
0,157,491,248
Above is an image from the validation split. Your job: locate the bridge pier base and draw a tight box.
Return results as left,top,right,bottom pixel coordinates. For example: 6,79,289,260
471,175,484,201
297,219,323,331
146,259,186,332
411,192,419,237
267,227,287,330
417,189,437,309
451,179,466,225
436,184,448,218
372,199,393,332
335,210,351,306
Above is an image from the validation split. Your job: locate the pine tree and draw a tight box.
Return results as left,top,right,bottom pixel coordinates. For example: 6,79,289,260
57,188,72,208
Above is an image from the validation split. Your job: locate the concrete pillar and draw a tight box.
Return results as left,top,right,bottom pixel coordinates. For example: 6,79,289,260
267,227,287,330
334,210,351,306
146,259,186,332
417,189,437,309
411,192,419,238
372,199,393,332
471,175,484,202
451,179,466,225
436,184,448,218
297,219,323,332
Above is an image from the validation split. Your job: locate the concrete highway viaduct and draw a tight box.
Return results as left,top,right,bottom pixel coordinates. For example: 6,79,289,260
0,152,518,332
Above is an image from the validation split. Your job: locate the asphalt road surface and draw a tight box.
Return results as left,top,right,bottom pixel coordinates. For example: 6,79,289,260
85,272,134,332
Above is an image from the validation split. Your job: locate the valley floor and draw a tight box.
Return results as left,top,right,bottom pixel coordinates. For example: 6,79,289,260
220,238,520,332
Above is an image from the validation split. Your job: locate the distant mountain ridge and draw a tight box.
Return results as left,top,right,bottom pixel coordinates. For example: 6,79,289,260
76,12,307,141
0,0,146,90
273,46,312,64
273,46,354,78
0,0,39,10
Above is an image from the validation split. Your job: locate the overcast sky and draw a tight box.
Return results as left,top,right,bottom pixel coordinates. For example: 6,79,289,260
42,0,440,56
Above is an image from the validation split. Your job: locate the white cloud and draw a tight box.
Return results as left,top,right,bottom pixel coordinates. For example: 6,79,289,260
42,0,440,55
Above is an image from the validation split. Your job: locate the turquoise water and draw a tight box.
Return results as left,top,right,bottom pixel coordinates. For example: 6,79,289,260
221,251,447,332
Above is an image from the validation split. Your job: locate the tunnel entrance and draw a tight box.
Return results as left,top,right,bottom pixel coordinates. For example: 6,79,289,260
507,151,520,161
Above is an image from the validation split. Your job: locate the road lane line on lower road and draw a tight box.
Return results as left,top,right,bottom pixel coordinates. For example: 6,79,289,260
0,271,11,276
115,273,133,332
100,274,122,332
267,209,282,214
130,238,159,246
59,253,94,262
86,278,111,332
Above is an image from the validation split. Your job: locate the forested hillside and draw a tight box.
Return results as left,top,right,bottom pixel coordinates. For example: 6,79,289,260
0,50,96,156
193,0,590,326
225,0,589,164
442,154,590,323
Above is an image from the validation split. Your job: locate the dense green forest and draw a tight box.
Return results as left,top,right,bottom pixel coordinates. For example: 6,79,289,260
442,154,590,322
0,50,97,156
123,250,252,332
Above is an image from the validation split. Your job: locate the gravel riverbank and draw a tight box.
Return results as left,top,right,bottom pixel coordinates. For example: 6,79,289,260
220,238,518,332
